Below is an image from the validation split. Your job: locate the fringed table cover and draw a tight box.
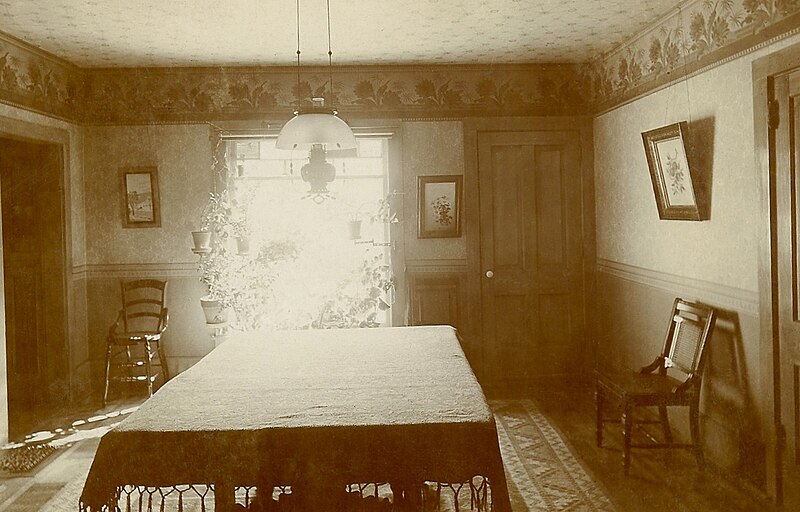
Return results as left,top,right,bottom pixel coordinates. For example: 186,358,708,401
80,325,511,511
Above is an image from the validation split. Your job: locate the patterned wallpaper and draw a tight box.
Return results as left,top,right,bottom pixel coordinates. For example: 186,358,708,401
0,0,678,68
586,0,800,110
2,1,800,121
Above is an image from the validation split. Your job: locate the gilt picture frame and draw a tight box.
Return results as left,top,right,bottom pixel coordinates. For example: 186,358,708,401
642,122,700,221
122,167,161,228
418,175,462,238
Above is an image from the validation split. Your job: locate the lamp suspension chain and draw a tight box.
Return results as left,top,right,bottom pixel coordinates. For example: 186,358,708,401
295,0,301,100
327,0,333,106
289,0,302,176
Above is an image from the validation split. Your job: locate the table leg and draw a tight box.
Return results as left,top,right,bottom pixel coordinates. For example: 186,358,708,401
487,442,512,512
214,481,235,512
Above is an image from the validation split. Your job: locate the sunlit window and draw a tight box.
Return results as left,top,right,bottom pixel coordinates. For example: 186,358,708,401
227,137,393,329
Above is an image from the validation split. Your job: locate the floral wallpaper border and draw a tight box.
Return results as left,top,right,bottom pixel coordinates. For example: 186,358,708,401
586,0,800,112
2,0,800,124
82,64,586,124
0,32,81,121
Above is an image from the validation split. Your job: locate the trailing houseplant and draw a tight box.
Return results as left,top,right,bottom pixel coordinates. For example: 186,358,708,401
311,250,395,329
197,190,236,323
196,189,298,330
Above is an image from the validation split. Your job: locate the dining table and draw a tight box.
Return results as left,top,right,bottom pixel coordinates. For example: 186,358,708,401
80,325,511,511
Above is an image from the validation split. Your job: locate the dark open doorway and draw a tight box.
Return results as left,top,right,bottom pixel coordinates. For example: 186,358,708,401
0,136,68,441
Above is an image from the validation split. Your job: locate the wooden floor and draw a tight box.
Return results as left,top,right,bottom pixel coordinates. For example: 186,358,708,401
518,382,777,512
0,385,787,511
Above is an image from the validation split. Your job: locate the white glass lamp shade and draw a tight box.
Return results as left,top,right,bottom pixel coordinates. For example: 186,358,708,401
275,112,357,151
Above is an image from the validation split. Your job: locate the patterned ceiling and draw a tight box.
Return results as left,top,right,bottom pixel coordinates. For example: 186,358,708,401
0,0,682,68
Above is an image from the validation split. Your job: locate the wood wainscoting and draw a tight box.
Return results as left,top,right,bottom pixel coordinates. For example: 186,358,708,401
406,265,477,373
408,271,464,329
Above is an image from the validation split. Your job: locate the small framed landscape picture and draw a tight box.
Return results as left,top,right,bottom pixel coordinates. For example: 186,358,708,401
122,167,161,228
641,122,701,221
418,175,463,238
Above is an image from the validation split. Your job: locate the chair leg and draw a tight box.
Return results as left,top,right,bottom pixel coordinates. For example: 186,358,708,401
156,341,169,382
658,405,672,444
622,400,632,475
102,341,113,407
689,402,704,469
144,341,154,397
125,346,133,394
595,385,604,447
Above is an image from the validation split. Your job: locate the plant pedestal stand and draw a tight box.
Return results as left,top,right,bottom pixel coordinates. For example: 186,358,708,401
205,322,229,348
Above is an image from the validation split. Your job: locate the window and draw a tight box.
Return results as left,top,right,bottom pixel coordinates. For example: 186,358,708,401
227,137,394,329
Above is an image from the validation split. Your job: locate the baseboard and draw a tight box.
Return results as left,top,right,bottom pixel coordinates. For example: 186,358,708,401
481,373,593,398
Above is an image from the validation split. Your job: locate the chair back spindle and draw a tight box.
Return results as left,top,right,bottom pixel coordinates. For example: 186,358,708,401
120,279,167,333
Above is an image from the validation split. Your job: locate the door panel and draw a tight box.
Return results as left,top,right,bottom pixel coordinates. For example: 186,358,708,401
0,138,66,439
776,68,800,471
478,131,584,384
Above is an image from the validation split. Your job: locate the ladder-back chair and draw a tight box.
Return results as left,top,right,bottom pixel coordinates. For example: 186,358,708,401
595,298,716,474
103,279,169,405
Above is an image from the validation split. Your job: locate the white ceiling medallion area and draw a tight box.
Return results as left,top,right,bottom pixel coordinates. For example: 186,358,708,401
0,0,680,68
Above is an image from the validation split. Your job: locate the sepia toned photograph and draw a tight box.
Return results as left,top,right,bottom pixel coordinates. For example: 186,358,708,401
122,167,161,227
642,121,701,220
417,175,462,238
0,1,798,511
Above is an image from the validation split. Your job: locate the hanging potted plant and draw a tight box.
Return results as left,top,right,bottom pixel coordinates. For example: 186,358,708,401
191,230,212,253
196,191,235,324
231,217,250,255
199,252,234,324
195,189,300,330
346,215,363,240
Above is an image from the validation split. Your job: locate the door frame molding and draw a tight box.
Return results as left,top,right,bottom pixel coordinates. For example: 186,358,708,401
0,115,72,445
462,116,594,383
753,40,800,503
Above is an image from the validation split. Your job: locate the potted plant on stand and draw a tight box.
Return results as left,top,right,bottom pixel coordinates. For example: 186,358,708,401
194,189,300,334
312,249,395,329
196,190,235,326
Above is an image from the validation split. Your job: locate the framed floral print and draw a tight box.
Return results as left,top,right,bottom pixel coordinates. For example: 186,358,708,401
417,175,462,238
642,122,701,221
122,167,161,228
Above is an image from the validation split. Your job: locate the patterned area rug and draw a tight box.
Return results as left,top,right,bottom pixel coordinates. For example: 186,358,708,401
0,444,61,476
492,399,617,511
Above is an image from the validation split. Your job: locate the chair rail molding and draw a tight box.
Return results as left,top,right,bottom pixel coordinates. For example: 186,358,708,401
72,262,199,280
596,258,758,316
405,259,467,274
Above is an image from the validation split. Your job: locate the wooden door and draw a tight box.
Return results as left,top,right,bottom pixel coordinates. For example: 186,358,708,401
772,67,800,504
477,131,584,384
0,138,66,439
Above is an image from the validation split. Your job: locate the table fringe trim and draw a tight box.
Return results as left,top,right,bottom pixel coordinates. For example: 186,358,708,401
79,477,493,511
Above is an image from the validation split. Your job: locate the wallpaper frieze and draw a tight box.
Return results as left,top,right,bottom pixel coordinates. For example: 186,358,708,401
3,0,800,122
83,65,586,123
586,0,800,111
0,33,80,121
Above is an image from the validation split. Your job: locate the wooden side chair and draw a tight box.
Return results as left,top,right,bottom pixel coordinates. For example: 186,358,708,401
103,279,170,405
595,298,716,474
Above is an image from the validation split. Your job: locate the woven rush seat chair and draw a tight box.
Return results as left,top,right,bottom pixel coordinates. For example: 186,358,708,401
103,279,170,405
595,297,716,474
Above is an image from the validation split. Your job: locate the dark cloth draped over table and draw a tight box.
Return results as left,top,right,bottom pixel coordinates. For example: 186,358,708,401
80,325,511,511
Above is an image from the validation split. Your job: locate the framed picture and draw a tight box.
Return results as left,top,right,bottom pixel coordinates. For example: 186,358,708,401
122,167,161,228
642,122,701,221
418,175,463,238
